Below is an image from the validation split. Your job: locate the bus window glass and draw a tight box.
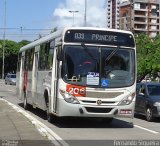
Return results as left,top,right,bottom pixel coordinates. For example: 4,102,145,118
62,45,99,86
24,48,34,71
29,48,34,71
62,45,135,88
39,42,54,70
46,42,54,70
39,43,46,70
24,50,29,70
17,53,22,72
101,48,135,87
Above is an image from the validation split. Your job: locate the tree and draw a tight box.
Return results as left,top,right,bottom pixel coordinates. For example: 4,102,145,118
50,27,58,33
0,39,30,77
18,40,30,48
136,33,160,82
150,35,160,79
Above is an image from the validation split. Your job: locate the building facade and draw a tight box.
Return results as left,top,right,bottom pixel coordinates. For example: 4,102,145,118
106,0,120,29
120,0,160,37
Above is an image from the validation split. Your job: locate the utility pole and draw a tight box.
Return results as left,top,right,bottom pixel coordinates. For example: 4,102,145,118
2,0,6,79
84,0,87,26
69,10,79,26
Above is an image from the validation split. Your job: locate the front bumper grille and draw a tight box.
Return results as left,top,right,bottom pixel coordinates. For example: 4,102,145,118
85,107,113,113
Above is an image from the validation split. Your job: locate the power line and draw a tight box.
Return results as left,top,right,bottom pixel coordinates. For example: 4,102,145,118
0,27,53,31
0,27,53,40
0,35,43,38
0,33,49,36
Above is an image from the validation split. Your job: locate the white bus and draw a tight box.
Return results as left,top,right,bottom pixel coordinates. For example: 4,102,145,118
16,27,136,123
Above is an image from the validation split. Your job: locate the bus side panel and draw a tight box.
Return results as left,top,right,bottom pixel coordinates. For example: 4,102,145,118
35,70,49,110
26,71,32,104
17,56,24,100
31,52,38,107
16,71,20,97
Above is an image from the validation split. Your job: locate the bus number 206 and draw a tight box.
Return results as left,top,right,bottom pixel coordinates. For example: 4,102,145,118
66,84,86,97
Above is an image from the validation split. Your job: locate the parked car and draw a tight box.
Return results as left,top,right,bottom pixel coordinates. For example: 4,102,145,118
141,77,151,82
5,74,16,85
135,82,160,122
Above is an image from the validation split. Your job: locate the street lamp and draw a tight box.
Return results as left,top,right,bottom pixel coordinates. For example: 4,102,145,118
69,10,79,26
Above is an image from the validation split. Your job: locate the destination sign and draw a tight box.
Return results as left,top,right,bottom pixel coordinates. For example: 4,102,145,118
64,29,135,47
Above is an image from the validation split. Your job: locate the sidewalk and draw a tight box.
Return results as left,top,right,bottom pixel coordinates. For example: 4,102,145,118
0,99,53,146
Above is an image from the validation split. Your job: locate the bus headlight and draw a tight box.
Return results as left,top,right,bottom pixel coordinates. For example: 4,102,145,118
60,89,80,104
119,92,135,105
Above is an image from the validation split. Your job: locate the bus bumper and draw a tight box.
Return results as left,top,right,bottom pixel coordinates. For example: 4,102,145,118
55,98,135,118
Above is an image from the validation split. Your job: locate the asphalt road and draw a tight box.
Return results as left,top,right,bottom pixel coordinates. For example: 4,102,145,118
1,80,160,146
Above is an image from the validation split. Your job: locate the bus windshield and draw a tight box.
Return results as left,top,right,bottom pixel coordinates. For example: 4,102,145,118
62,45,135,88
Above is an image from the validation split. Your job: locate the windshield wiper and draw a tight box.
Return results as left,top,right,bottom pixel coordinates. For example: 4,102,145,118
81,43,96,60
105,46,120,62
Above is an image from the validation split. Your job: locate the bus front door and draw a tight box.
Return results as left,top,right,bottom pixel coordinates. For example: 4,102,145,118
50,48,58,113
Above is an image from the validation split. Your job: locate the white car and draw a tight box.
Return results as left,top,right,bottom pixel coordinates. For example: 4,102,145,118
5,74,16,85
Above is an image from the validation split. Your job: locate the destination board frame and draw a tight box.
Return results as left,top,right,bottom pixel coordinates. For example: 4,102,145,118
64,29,135,47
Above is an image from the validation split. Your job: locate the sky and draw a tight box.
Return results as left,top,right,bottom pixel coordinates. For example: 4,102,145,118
0,0,107,42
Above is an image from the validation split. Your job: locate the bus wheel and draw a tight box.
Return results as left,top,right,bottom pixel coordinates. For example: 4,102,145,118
46,102,54,123
24,92,28,110
47,110,53,123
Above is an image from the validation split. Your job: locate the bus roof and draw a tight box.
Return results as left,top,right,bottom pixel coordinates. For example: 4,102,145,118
19,29,63,53
19,27,134,53
63,27,134,35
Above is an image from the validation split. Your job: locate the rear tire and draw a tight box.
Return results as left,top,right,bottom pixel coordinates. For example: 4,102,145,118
24,92,29,110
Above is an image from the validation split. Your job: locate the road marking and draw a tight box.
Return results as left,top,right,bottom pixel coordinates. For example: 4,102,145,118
134,124,159,134
1,98,70,146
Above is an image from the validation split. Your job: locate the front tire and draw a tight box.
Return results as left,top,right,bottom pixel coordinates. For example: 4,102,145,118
45,91,59,123
46,104,54,123
146,107,154,122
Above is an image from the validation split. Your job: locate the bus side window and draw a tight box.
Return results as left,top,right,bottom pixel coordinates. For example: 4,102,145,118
17,53,22,72
24,50,29,70
39,43,46,70
46,42,54,70
39,42,53,70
